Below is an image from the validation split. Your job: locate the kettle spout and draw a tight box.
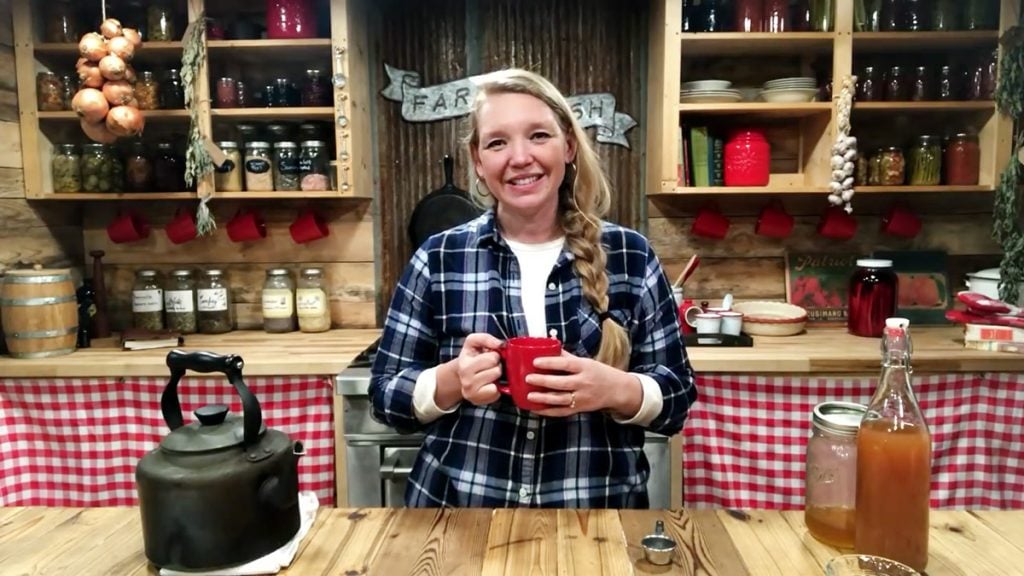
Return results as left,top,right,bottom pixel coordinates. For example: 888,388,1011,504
293,441,305,457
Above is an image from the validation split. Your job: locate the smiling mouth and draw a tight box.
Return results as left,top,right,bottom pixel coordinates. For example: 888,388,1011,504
509,175,542,186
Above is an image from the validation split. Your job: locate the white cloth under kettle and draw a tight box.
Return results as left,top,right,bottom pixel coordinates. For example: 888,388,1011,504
159,491,320,576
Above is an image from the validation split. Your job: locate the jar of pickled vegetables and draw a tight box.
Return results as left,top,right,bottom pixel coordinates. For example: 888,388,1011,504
908,135,941,186
944,133,980,185
59,74,76,110
879,147,905,186
108,145,124,193
868,149,883,185
135,71,160,110
52,144,81,193
37,72,64,111
81,143,113,192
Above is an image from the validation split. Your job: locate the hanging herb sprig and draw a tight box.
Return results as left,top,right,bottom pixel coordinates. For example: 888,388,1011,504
181,13,216,235
993,24,1024,303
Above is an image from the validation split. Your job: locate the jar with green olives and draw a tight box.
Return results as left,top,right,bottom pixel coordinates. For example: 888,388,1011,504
164,269,197,334
197,269,232,334
908,135,941,185
108,145,125,193
132,269,164,331
52,144,81,193
81,143,113,192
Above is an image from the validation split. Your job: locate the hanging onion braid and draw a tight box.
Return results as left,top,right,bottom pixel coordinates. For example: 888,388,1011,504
466,69,631,370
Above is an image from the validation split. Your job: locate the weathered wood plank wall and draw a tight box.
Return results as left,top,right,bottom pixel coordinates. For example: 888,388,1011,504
0,0,83,277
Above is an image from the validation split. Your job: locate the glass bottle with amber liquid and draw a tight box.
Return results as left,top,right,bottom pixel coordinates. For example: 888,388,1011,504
855,318,931,572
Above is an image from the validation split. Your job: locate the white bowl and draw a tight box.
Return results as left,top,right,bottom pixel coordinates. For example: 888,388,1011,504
682,79,732,91
759,88,819,103
731,301,808,336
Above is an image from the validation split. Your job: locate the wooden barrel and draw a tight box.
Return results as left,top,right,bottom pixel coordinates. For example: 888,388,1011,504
0,269,78,358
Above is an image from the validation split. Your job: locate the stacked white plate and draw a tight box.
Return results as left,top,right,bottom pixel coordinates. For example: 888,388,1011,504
680,79,742,103
759,77,818,103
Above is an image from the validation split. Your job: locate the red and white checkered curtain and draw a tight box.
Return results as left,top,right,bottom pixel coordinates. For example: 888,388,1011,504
683,373,1024,510
0,376,335,507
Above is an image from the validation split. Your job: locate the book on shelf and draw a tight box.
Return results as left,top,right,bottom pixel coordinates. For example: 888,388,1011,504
962,323,1024,344
689,126,710,187
964,339,1024,355
121,328,185,351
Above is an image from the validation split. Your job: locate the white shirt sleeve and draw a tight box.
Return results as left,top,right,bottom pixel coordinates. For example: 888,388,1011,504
412,367,460,423
610,373,664,427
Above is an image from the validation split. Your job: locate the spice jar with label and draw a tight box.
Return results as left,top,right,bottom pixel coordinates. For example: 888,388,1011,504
81,143,113,192
944,133,980,185
132,269,164,331
273,142,301,191
37,72,64,111
164,269,197,334
135,71,160,110
262,268,296,333
244,141,274,191
908,135,941,185
197,269,232,334
214,141,243,191
805,401,867,549
52,144,81,193
297,268,331,332
879,147,905,186
299,140,330,191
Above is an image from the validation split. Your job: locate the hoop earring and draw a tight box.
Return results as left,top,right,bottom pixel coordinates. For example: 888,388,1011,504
474,177,490,197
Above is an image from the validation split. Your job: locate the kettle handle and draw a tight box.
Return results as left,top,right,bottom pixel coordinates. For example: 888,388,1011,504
163,349,262,447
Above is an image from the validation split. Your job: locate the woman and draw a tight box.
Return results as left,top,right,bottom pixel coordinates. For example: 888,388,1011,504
370,68,696,508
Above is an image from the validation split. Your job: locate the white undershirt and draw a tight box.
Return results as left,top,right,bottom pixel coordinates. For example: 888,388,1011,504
412,236,664,426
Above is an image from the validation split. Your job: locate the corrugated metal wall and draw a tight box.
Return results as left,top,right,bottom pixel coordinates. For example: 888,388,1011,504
370,0,649,314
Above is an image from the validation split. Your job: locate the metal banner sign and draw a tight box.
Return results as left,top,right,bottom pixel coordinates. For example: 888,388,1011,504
381,64,638,148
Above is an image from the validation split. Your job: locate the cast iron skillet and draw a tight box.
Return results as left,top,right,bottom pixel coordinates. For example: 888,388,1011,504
407,155,482,252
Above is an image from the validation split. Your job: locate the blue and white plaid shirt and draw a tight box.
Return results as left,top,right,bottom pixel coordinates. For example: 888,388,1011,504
370,209,697,508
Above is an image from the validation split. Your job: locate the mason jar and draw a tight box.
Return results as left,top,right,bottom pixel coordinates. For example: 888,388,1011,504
297,267,331,332
214,141,243,191
244,141,274,191
262,268,296,333
908,135,941,185
273,141,301,191
132,269,164,331
162,269,197,334
52,144,81,193
299,140,329,191
197,269,232,334
135,71,160,110
805,401,867,549
81,143,112,193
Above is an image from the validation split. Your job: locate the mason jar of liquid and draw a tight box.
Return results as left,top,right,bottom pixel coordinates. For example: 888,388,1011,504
847,259,898,337
805,401,867,549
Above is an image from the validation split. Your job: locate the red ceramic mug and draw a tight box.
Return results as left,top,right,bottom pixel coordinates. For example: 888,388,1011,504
691,206,730,239
226,209,266,243
107,211,150,244
677,298,701,334
756,200,794,238
818,207,858,240
289,209,330,244
881,204,922,238
165,209,198,245
497,336,562,411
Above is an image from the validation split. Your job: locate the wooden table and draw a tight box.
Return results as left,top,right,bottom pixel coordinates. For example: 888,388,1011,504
2,507,1022,575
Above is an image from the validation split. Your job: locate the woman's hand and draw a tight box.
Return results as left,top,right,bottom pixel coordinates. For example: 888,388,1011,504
525,350,643,418
436,333,504,408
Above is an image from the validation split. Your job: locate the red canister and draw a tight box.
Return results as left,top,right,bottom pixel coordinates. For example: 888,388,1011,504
266,0,316,39
724,129,771,186
847,259,898,337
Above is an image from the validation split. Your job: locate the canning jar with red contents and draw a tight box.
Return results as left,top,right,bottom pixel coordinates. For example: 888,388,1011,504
944,133,980,185
724,129,770,186
847,259,898,337
266,0,316,39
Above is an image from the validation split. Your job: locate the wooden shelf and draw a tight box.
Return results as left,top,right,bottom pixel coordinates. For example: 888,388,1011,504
679,102,831,117
207,39,332,63
852,31,999,52
40,190,366,200
654,186,831,195
854,185,994,194
680,32,834,56
37,110,189,121
853,101,995,113
33,41,184,55
210,107,335,120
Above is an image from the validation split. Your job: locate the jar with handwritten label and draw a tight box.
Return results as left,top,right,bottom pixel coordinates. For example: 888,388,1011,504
163,269,197,334
214,141,243,191
244,142,274,191
197,269,232,334
297,268,331,332
273,142,301,191
262,268,296,333
132,269,164,331
299,141,330,191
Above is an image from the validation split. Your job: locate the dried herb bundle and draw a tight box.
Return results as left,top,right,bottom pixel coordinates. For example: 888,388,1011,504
994,23,1024,302
181,13,216,235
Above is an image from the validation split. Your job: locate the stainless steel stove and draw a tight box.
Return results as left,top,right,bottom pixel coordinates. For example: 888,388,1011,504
337,340,673,508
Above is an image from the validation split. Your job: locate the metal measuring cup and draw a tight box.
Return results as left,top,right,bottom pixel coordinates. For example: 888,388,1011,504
640,520,677,565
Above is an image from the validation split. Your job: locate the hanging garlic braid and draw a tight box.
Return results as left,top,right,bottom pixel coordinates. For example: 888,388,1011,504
465,69,631,370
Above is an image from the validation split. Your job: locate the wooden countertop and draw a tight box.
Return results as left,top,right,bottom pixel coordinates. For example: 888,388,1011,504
1,506,1021,575
0,326,1019,378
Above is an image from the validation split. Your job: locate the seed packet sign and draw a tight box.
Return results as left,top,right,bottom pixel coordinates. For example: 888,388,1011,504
873,250,951,325
785,253,859,325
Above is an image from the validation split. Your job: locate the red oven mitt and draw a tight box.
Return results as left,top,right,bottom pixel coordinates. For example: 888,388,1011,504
946,309,1024,329
956,291,1020,315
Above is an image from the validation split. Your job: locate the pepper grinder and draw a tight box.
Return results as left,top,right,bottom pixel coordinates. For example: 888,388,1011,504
90,250,111,338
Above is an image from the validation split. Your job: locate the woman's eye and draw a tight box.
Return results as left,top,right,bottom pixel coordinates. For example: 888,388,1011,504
485,139,505,149
531,132,551,141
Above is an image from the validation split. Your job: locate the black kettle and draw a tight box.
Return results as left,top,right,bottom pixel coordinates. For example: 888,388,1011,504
136,350,304,571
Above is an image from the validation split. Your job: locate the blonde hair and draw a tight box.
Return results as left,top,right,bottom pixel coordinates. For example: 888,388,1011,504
465,69,630,370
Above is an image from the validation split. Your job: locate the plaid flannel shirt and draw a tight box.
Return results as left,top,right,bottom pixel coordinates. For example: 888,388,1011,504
370,210,697,508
